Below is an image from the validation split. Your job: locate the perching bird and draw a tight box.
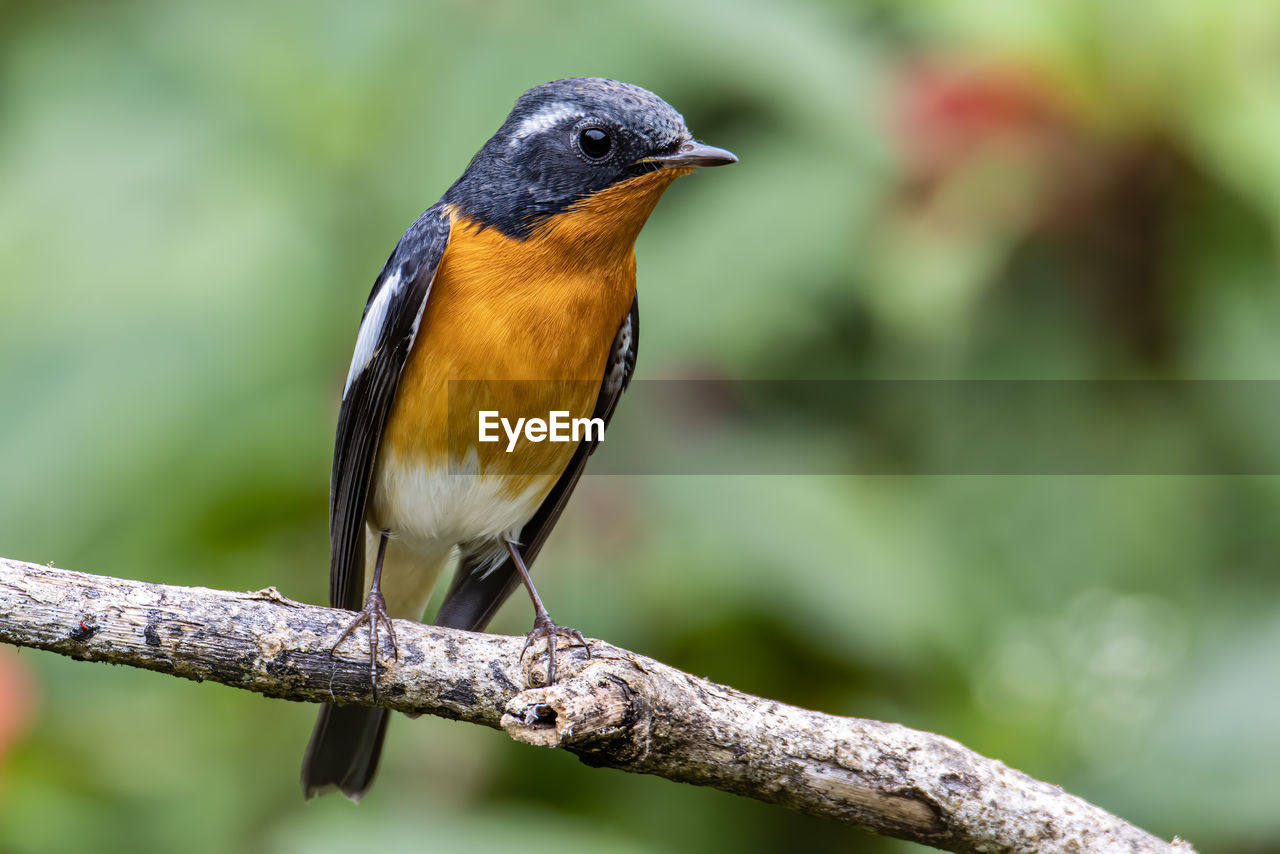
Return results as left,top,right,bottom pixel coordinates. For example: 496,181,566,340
301,77,736,800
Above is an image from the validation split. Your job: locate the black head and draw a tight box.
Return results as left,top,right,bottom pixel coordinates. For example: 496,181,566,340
443,78,736,239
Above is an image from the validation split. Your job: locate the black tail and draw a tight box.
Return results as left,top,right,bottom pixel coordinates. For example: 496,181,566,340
300,703,390,801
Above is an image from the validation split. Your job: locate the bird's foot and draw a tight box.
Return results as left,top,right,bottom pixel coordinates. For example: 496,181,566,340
330,588,399,700
520,612,591,684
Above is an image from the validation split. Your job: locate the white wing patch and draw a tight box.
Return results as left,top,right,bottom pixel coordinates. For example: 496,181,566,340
343,268,402,396
511,102,582,143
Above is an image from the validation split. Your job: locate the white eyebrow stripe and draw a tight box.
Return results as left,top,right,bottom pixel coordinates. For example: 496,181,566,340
344,268,402,396
511,102,582,141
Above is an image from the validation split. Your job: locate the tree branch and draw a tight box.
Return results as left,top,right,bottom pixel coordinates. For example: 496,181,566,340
0,557,1193,853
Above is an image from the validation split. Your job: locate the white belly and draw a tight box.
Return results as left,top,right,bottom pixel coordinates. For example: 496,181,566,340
373,452,554,555
365,452,555,620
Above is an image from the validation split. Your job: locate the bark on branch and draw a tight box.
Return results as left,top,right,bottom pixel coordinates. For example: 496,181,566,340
0,557,1194,853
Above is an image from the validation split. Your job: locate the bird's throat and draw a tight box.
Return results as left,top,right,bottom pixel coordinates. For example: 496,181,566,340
525,166,692,263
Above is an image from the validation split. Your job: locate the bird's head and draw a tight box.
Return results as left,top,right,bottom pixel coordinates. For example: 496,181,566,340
446,77,736,242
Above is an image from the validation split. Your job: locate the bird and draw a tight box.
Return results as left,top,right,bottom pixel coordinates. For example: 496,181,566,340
300,77,736,801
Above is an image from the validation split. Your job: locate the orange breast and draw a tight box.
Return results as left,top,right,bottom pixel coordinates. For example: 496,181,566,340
376,167,686,510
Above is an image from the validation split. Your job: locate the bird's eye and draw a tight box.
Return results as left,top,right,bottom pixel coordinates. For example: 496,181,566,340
577,127,613,160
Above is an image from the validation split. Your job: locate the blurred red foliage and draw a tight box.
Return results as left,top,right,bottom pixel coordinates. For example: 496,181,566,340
892,60,1073,188
0,646,37,775
888,58,1192,364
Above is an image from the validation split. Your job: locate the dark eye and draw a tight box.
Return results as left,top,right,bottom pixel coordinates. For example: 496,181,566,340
577,127,613,160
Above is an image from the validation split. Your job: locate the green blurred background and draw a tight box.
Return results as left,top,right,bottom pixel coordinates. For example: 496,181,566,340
2,0,1279,851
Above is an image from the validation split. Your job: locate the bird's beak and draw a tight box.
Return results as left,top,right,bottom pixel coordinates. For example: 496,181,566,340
640,140,738,168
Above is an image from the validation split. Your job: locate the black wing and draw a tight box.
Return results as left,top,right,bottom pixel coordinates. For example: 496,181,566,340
434,295,639,630
330,205,451,611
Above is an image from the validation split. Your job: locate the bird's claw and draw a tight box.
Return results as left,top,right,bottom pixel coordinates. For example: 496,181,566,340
520,614,591,684
330,588,399,700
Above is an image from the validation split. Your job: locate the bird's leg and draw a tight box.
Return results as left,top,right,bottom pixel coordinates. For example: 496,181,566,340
331,531,399,699
507,540,590,684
